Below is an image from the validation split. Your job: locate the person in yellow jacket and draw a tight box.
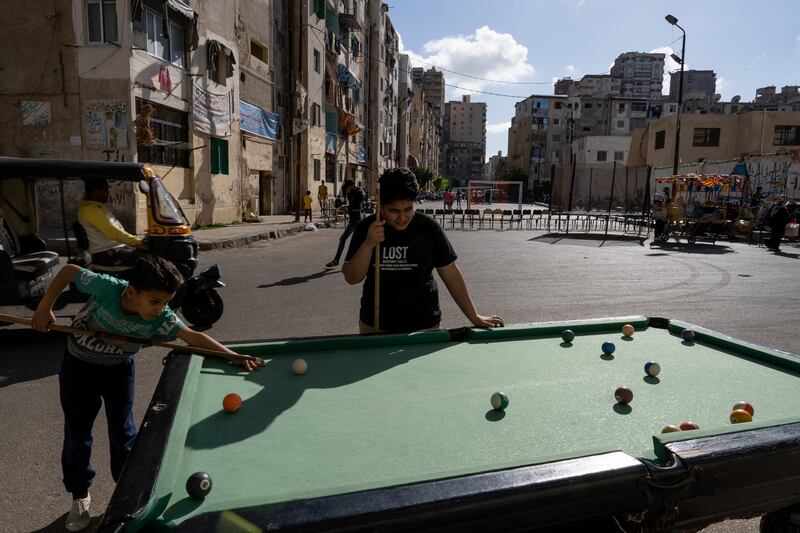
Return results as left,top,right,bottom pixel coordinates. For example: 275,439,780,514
303,190,313,223
78,178,144,268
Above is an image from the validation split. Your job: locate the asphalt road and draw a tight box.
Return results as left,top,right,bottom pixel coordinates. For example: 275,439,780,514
2,226,798,532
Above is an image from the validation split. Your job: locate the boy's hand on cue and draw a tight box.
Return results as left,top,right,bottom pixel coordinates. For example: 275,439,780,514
31,309,56,333
366,219,385,246
229,353,266,372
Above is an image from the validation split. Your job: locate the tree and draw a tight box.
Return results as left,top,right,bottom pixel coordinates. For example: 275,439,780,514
412,167,435,189
433,175,450,191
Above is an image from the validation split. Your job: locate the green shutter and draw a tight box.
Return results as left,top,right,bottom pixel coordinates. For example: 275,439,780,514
315,0,325,20
211,137,229,175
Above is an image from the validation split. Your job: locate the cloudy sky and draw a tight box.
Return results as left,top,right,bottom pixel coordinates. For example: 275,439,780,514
390,0,799,162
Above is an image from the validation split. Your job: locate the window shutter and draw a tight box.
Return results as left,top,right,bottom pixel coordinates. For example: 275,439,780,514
315,0,325,19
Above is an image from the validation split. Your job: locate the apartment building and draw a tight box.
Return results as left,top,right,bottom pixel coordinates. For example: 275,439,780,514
442,95,486,183
610,52,665,99
0,0,288,233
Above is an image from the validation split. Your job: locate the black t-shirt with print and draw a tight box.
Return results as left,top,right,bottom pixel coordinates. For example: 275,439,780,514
345,212,457,333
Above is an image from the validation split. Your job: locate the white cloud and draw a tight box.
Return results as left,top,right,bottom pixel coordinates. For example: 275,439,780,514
565,65,576,75
486,121,511,134
716,76,728,95
651,46,687,96
400,26,535,98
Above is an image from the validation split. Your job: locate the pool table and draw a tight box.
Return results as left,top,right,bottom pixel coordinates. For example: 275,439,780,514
99,316,800,532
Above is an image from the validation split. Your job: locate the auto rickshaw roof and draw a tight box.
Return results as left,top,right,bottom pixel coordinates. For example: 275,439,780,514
0,157,153,182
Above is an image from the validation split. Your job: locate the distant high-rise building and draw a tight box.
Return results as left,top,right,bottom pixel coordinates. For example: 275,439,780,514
670,70,717,101
443,95,486,182
610,52,665,98
554,77,576,96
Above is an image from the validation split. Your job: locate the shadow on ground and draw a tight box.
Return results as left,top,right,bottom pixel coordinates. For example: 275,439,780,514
257,269,340,288
529,233,645,247
0,329,66,388
647,241,736,255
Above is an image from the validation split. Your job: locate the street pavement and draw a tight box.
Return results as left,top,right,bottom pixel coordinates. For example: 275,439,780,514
2,219,798,532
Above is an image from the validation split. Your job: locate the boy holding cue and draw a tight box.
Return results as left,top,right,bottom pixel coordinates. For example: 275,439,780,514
31,257,263,531
342,168,504,334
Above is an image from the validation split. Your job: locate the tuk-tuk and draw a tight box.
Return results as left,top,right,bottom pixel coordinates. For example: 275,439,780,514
0,157,224,327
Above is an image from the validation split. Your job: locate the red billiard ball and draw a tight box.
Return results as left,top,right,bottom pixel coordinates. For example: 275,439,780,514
614,387,633,405
732,401,754,416
679,421,699,431
222,393,242,413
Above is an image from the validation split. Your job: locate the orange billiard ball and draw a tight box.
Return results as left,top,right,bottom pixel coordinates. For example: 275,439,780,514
730,409,753,424
222,393,243,413
732,401,754,417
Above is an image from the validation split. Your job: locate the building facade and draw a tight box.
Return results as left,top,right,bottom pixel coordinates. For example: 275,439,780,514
610,52,665,99
442,95,486,183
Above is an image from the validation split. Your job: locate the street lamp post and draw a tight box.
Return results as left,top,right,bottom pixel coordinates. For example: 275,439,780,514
665,14,685,177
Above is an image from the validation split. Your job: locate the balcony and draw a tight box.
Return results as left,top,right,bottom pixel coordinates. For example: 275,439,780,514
339,12,361,31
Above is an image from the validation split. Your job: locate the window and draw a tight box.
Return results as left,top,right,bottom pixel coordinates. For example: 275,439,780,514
631,103,647,112
596,150,607,162
211,138,229,174
630,117,646,129
616,120,625,128
87,0,117,43
655,130,665,149
250,40,267,63
313,159,321,181
692,127,720,147
553,118,560,125
555,102,562,109
774,125,800,146
313,49,320,73
584,103,592,109
311,103,321,126
552,134,561,142
618,103,626,113
145,8,185,67
614,151,625,161
135,99,190,168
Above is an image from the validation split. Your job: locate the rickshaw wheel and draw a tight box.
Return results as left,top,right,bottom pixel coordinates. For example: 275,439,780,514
181,289,224,327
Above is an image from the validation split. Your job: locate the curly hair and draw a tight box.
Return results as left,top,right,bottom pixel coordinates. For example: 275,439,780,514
129,256,183,294
379,168,419,204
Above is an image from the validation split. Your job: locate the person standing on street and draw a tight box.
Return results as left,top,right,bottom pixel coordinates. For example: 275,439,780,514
303,190,313,223
317,180,329,216
326,179,364,268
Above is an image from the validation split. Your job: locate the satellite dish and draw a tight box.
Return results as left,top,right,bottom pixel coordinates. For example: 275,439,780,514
714,94,722,102
732,95,741,103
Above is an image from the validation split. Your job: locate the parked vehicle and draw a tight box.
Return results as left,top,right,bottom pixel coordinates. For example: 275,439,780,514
0,157,224,327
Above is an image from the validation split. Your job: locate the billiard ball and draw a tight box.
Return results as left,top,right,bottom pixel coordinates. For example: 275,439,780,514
602,341,616,355
186,471,212,500
681,329,695,342
622,324,635,337
732,401,754,416
490,392,509,411
292,358,308,375
661,425,681,433
730,409,753,424
222,393,242,413
614,386,633,405
644,361,661,377
679,421,699,431
561,330,575,343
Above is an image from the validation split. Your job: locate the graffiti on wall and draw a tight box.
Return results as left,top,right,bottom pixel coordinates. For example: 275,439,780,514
22,101,51,125
83,99,130,161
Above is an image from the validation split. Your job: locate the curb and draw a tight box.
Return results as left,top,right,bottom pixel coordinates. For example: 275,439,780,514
197,224,306,251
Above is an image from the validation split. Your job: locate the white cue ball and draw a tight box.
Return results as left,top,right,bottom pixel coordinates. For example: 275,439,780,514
292,358,308,375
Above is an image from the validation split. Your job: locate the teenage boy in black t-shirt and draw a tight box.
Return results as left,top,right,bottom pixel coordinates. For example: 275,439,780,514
343,168,504,334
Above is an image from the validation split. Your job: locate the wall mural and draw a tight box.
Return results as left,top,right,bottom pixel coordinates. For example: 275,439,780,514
83,99,130,161
22,101,51,125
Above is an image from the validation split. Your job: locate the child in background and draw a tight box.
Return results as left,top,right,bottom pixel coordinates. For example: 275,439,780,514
303,190,313,223
31,257,263,531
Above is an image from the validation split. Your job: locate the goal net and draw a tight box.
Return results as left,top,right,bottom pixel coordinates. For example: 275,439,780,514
463,181,523,211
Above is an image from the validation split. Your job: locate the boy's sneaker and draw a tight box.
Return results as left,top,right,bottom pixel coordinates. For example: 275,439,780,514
325,259,339,268
65,493,91,532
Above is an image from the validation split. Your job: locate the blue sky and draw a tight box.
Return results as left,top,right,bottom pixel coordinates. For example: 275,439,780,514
390,0,800,162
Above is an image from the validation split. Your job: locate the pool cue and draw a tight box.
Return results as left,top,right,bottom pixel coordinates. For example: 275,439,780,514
374,183,381,332
0,313,261,362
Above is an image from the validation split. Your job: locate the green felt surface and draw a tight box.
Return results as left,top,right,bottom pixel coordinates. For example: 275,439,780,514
144,321,800,528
